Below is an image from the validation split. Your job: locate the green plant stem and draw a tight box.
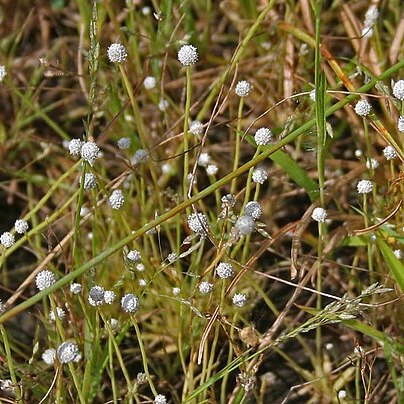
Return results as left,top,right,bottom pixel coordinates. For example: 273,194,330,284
183,66,193,207
230,98,244,195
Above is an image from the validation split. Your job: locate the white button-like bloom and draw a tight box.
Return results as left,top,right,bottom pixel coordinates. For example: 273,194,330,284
57,341,81,363
154,394,167,404
42,348,56,365
107,43,127,63
221,194,236,208
366,158,379,169
187,212,209,236
167,253,177,263
68,138,84,156
49,307,66,321
383,145,397,160
109,189,124,210
0,65,6,82
104,290,116,304
361,27,374,39
198,281,213,294
216,262,234,279
117,137,131,149
235,215,255,235
232,293,247,307
121,293,140,313
0,232,15,248
177,45,198,66
127,249,141,262
70,283,82,294
172,287,181,295
14,219,29,234
83,173,97,189
393,80,404,101
338,390,347,399
131,149,148,165
309,89,316,101
311,207,327,223
357,179,373,194
143,76,156,89
189,120,204,135
235,80,252,97
393,249,403,259
136,263,145,272
81,141,99,165
138,279,147,287
88,286,105,306
197,152,211,167
158,98,169,111
254,127,273,146
354,99,372,116
35,270,56,291
398,116,404,132
244,201,263,220
206,164,218,176
252,167,268,184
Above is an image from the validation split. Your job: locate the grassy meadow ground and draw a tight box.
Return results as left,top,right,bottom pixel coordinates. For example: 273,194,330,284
0,0,403,403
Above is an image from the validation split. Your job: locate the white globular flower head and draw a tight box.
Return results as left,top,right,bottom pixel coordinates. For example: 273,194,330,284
121,293,140,313
383,145,398,160
57,341,81,364
109,189,125,210
14,219,29,234
177,44,198,66
393,249,403,259
42,348,56,365
235,215,255,236
252,167,268,184
154,394,167,404
49,307,66,321
131,149,148,165
68,139,83,156
127,249,142,262
235,80,252,97
0,65,6,82
357,179,373,194
138,279,147,287
88,286,105,306
338,390,347,399
104,290,116,304
80,142,99,165
0,232,15,248
232,293,247,307
35,270,56,291
158,98,169,111
189,120,204,136
197,152,211,167
254,127,273,146
216,262,234,279
84,173,97,189
311,207,327,223
244,201,263,220
143,76,156,89
364,5,379,28
136,263,145,272
187,212,209,237
107,43,127,63
309,89,316,101
117,137,131,149
70,283,82,294
354,99,372,116
366,158,379,170
172,287,181,295
206,164,218,176
392,80,404,101
221,194,236,209
198,281,213,294
398,116,404,132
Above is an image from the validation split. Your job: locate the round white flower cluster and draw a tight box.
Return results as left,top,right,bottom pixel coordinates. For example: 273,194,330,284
366,158,379,170
57,341,81,363
189,120,204,135
121,293,140,313
254,127,273,146
131,149,148,165
235,215,255,236
244,201,263,220
127,249,142,262
154,394,167,404
117,137,131,149
84,173,97,189
109,189,125,210
0,232,15,248
104,290,116,304
35,270,56,291
221,194,236,209
14,219,28,234
357,179,373,194
49,307,66,321
88,286,105,306
198,281,213,294
354,99,372,116
42,348,56,365
172,287,181,295
206,164,218,176
383,145,397,160
177,44,198,66
392,80,404,101
143,76,156,89
70,283,82,294
235,80,252,97
216,262,234,279
68,138,83,156
197,152,211,167
252,167,268,184
393,249,403,259
311,207,327,223
187,212,209,236
107,43,128,63
232,293,247,307
81,141,100,165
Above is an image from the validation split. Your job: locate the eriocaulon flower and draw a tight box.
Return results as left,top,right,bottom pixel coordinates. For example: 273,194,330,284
80,141,99,165
143,76,156,89
177,45,198,66
244,201,263,220
216,262,234,279
398,116,404,132
187,212,209,236
254,127,273,146
117,137,131,149
42,349,56,365
232,293,247,307
68,138,83,156
311,207,327,223
354,99,372,116
83,173,97,189
357,180,373,194
121,293,140,313
0,65,6,81
107,43,128,63
252,167,268,184
154,394,167,404
189,120,204,135
14,219,29,234
127,249,142,262
235,80,252,97
57,341,81,363
392,80,404,101
35,270,56,291
383,145,397,160
0,232,14,248
199,281,213,294
109,189,124,210
235,215,255,236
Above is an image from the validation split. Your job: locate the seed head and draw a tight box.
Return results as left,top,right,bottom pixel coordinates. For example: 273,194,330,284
158,98,169,111
68,139,83,156
107,43,128,63
187,212,209,236
109,189,125,210
235,80,252,97
143,76,156,89
235,215,255,236
104,290,116,304
354,99,372,116
49,307,66,321
14,219,29,234
216,262,234,279
189,120,204,136
138,279,147,287
117,137,131,149
70,283,82,294
35,270,56,291
252,167,268,184
244,201,263,220
393,80,404,101
83,173,97,189
232,293,247,307
0,232,15,248
127,249,142,262
197,152,211,167
311,207,327,223
154,394,167,404
81,141,99,165
121,293,140,313
366,158,379,170
254,127,273,146
89,286,105,306
57,341,81,363
172,287,181,295
198,281,213,294
206,164,218,176
383,145,397,160
131,149,148,165
357,179,373,194
42,348,56,365
0,65,6,82
338,390,347,399
177,45,198,66
221,194,236,209
364,5,379,28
